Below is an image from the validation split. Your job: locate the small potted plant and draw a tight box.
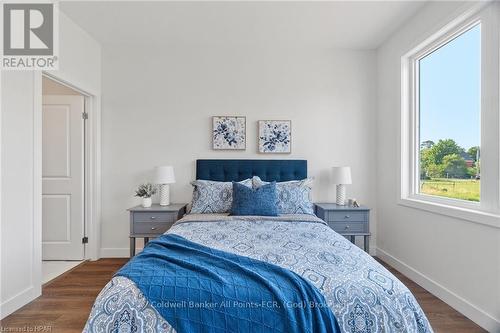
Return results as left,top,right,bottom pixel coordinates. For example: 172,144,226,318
135,183,157,208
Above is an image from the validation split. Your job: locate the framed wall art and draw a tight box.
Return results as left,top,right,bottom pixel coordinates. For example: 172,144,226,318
258,120,291,154
212,116,246,150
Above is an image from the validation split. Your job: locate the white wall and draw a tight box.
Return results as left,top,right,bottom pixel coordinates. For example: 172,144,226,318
100,45,378,256
0,71,38,319
0,12,101,319
53,13,101,95
377,2,500,331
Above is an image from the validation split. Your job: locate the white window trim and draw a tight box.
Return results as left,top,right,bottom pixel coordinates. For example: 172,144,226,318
400,2,500,229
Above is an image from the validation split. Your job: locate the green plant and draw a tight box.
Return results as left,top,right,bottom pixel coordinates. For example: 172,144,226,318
134,183,157,198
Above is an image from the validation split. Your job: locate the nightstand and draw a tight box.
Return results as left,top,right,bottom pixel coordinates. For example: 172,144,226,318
128,203,187,257
315,203,371,252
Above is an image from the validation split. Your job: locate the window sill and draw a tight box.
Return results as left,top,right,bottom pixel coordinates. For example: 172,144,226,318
398,196,500,229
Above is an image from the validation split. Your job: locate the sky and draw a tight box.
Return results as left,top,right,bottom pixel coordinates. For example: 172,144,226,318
419,24,481,150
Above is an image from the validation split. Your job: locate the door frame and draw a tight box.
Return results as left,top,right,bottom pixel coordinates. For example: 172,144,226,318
36,71,101,261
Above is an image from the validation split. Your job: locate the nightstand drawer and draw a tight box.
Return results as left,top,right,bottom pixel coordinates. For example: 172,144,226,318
129,204,188,257
133,221,173,234
326,211,367,222
315,203,371,253
327,221,367,233
133,212,175,223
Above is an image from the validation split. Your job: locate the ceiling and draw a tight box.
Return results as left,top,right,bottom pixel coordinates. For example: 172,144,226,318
60,1,428,49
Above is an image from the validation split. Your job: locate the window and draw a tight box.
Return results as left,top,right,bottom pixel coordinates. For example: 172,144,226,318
418,24,481,202
401,4,500,224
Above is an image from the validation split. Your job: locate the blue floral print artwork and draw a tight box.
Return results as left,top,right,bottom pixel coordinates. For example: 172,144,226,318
212,116,246,150
259,120,291,153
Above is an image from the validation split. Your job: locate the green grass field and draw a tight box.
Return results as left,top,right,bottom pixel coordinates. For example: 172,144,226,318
420,178,480,202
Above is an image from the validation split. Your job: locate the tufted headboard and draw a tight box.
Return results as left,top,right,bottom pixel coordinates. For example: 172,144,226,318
196,159,307,182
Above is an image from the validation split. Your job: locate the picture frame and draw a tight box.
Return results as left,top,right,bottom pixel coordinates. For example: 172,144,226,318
212,116,246,150
258,120,292,154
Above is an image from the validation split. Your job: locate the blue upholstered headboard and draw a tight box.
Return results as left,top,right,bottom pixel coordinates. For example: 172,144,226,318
196,159,307,182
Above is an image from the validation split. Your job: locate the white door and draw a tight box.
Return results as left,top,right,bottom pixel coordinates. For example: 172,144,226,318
42,95,85,260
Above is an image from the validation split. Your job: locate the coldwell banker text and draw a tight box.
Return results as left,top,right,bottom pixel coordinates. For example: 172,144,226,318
1,3,59,70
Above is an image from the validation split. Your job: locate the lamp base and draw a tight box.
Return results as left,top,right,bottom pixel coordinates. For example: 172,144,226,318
336,184,346,205
159,184,170,206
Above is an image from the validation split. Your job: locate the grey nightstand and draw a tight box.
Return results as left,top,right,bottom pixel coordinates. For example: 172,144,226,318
128,203,187,257
315,203,371,252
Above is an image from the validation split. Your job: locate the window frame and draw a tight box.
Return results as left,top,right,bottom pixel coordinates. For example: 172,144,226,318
400,3,500,228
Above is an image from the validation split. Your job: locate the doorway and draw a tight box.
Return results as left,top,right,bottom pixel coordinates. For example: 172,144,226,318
41,76,86,282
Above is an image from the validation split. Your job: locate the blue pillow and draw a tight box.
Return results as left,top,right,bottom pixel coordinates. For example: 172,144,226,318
231,181,279,216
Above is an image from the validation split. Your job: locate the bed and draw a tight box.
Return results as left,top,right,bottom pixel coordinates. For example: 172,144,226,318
84,159,432,333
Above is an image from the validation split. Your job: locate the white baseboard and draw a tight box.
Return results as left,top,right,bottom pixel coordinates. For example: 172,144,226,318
377,247,500,332
100,247,143,258
100,247,129,258
0,286,40,319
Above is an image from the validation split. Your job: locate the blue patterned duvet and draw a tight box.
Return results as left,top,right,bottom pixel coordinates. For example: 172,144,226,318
84,214,433,333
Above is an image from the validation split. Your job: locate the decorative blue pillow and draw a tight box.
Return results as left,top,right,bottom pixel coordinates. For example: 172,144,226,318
252,176,315,215
231,182,279,216
190,179,252,214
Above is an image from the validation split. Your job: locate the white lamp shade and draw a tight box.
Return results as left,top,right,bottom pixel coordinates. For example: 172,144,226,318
332,166,352,185
155,166,176,184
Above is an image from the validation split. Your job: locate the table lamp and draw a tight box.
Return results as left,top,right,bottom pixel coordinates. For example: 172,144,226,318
155,166,176,206
332,166,352,205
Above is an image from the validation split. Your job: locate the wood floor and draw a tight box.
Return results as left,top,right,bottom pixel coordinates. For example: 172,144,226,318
378,260,486,333
0,257,486,333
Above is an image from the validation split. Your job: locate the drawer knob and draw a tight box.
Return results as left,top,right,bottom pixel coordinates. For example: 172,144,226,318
344,225,350,230
151,227,156,230
150,216,156,220
344,215,350,219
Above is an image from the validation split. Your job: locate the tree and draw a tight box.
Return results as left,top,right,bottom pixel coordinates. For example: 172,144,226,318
442,154,468,178
426,163,445,178
420,140,435,149
420,148,434,170
467,166,478,178
424,139,464,165
420,139,469,179
467,146,480,162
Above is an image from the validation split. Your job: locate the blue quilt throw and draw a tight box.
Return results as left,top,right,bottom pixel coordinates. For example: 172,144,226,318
116,234,340,333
